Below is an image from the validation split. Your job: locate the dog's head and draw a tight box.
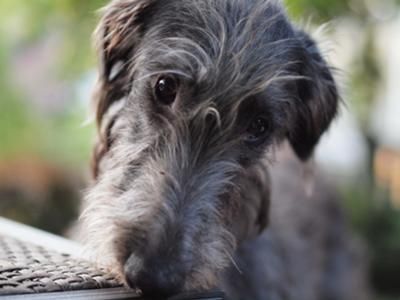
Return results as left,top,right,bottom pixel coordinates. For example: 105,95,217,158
82,0,338,297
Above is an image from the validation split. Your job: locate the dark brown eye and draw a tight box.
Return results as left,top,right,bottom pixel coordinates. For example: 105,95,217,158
154,76,179,105
245,116,271,146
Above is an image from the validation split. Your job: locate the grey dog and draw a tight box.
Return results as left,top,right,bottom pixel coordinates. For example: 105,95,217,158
80,0,369,299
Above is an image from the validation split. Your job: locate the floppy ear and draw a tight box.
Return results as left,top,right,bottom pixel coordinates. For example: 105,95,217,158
287,30,338,161
92,0,155,177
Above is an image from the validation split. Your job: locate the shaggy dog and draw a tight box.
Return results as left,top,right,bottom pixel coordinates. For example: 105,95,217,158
81,0,369,299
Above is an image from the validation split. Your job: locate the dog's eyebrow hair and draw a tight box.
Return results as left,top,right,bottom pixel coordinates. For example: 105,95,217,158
134,70,194,82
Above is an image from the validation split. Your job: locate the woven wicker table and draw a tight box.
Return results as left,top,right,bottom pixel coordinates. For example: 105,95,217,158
0,218,224,300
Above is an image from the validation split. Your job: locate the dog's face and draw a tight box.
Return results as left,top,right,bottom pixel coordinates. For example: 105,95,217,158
82,0,338,297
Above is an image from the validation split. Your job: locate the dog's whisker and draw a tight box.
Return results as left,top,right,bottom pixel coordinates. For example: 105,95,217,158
227,253,242,275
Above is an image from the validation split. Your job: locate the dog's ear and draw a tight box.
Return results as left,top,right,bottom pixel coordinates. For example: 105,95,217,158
287,30,338,161
94,0,155,124
92,0,155,177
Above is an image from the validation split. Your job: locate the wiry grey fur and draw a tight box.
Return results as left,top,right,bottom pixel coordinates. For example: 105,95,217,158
80,0,369,299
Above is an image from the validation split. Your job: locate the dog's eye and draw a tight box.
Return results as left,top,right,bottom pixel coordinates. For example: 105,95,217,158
244,116,271,146
154,76,179,105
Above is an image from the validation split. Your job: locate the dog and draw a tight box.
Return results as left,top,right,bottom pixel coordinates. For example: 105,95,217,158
80,0,369,299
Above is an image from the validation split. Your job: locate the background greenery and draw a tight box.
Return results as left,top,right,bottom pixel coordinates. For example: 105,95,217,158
0,1,399,299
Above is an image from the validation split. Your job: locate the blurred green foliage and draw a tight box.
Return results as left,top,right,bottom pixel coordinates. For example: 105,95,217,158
0,0,109,166
343,183,400,298
286,0,349,21
0,0,106,74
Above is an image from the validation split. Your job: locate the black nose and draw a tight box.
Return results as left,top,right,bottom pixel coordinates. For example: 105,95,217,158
125,257,184,298
136,269,182,297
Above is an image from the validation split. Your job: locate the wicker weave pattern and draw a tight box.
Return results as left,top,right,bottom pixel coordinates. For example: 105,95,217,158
0,235,123,295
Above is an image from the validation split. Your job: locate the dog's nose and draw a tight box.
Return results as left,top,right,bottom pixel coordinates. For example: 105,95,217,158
135,268,182,297
125,256,184,298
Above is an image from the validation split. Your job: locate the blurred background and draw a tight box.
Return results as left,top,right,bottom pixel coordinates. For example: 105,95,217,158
0,0,399,299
